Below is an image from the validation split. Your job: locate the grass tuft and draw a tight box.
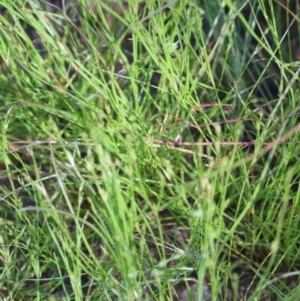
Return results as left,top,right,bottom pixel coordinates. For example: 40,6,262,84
0,0,299,300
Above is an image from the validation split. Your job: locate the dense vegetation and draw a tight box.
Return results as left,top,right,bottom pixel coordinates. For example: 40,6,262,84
0,0,299,300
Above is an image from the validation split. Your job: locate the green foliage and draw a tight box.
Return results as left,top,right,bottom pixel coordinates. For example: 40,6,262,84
0,0,299,300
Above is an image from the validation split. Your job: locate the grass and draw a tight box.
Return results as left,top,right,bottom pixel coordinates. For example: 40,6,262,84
0,0,299,300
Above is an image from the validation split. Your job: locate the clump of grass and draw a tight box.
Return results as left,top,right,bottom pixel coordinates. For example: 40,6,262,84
0,0,299,300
